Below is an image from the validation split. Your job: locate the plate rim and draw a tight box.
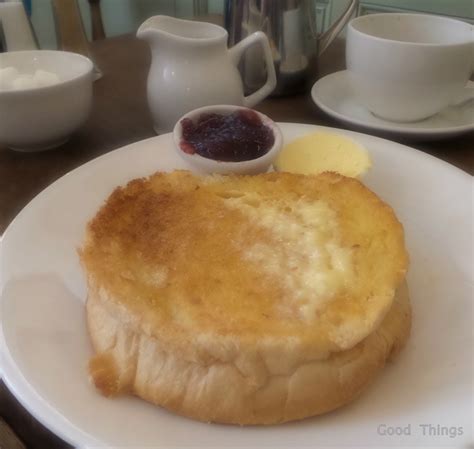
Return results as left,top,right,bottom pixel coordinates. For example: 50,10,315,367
0,339,100,448
311,70,474,137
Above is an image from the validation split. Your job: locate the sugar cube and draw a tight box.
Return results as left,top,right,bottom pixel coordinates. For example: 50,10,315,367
0,66,20,90
34,69,60,87
12,74,37,90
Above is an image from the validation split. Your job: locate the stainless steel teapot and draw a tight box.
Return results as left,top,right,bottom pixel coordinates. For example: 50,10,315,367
224,0,358,95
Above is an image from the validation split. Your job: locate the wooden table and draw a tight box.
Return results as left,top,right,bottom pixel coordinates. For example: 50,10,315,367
0,33,472,449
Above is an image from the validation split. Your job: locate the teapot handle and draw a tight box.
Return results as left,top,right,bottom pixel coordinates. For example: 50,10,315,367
318,0,358,56
229,31,277,108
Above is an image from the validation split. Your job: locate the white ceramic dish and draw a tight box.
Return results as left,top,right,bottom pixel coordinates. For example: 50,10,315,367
311,70,474,139
0,50,93,151
173,104,282,174
0,124,472,448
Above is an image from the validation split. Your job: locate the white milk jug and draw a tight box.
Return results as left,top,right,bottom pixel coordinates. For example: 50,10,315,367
137,15,276,134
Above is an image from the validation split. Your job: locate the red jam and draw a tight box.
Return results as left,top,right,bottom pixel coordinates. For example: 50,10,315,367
179,110,275,162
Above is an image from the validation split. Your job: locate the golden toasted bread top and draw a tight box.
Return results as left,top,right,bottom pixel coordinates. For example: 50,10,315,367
80,171,408,353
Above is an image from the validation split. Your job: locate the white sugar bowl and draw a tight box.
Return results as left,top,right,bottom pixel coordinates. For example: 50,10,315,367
0,50,93,151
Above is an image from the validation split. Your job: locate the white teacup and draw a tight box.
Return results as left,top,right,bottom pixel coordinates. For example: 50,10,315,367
346,13,473,122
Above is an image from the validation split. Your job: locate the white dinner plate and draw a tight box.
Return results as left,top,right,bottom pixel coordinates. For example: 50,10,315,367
1,124,472,449
311,70,474,139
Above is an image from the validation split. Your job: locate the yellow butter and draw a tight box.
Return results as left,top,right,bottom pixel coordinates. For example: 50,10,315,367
274,132,371,178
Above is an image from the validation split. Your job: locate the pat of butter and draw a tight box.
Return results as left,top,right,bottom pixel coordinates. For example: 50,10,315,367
274,132,371,178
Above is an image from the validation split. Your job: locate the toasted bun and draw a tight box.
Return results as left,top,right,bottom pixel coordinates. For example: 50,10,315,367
80,170,409,424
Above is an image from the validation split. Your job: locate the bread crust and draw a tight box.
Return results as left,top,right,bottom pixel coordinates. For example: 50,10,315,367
86,281,410,424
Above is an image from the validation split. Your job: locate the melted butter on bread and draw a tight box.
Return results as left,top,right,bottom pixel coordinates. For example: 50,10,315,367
224,195,354,320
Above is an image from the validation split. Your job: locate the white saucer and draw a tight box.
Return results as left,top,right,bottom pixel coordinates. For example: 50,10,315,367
311,70,474,139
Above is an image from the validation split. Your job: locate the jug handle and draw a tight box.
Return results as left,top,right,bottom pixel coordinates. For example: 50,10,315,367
318,0,358,56
229,31,277,108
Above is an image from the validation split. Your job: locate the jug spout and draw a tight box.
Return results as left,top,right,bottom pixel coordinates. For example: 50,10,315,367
137,16,161,43
137,15,229,46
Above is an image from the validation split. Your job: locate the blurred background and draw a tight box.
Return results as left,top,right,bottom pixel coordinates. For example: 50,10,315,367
21,0,474,50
